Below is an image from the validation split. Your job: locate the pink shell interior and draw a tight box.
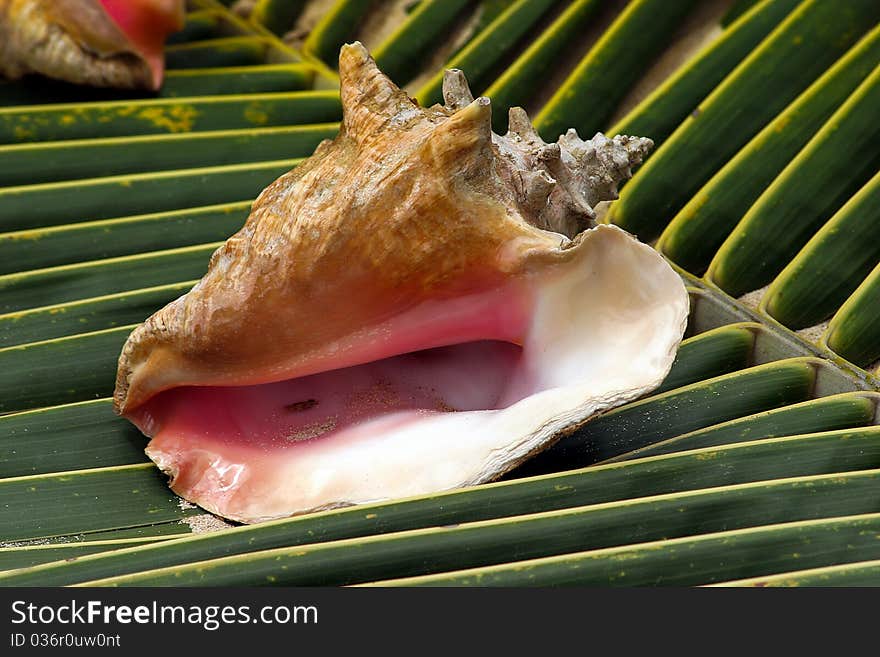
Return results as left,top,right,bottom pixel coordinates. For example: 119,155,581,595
130,282,539,518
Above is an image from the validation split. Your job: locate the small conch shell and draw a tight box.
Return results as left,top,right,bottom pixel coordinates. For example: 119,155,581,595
0,0,185,90
114,43,688,523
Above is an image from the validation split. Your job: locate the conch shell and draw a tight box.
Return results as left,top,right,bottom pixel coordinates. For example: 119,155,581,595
0,0,184,90
115,43,688,523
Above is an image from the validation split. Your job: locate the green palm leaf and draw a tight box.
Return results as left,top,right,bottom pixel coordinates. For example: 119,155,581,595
0,0,877,587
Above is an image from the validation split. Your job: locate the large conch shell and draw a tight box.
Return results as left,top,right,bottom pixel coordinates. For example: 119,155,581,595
0,0,184,90
115,43,689,523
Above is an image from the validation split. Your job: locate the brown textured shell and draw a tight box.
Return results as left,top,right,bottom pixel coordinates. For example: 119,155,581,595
115,43,652,414
0,0,178,90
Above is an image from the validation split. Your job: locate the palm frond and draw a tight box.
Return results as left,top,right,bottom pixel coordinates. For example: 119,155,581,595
0,0,878,586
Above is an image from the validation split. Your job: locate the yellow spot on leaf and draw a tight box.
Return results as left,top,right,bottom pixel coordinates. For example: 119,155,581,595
136,105,200,133
1,230,42,242
773,115,792,133
244,103,270,126
13,125,34,141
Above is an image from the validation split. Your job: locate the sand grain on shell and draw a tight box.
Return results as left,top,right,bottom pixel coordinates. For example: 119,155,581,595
286,418,338,442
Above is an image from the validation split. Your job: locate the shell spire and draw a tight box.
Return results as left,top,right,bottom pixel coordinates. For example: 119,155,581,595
430,68,493,171
442,68,475,110
338,41,418,141
558,129,654,207
334,46,652,236
432,96,493,166
490,103,653,238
